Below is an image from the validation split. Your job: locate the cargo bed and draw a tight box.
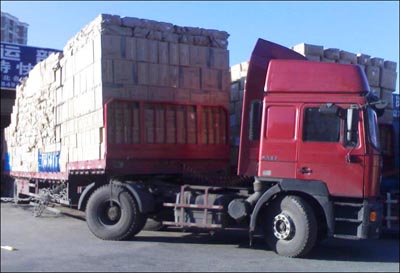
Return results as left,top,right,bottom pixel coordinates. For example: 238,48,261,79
7,99,230,180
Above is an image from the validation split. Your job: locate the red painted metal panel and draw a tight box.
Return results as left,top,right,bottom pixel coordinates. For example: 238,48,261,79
10,171,68,180
106,144,229,160
104,98,230,175
10,159,107,180
106,158,228,176
266,60,370,94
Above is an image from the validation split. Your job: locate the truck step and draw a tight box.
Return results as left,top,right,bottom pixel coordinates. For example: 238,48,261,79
333,202,363,207
334,217,362,223
162,221,222,229
163,202,223,210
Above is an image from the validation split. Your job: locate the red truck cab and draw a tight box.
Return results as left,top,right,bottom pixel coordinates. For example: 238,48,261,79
238,39,382,245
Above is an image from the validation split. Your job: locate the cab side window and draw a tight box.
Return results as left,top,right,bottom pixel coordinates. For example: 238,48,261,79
303,107,340,142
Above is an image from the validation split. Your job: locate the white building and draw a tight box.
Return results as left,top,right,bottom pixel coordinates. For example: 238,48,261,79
1,12,29,45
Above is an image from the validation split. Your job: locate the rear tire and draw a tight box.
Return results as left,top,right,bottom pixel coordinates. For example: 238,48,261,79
264,195,317,258
86,185,147,240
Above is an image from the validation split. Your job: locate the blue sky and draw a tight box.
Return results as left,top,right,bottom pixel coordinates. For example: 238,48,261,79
2,1,399,91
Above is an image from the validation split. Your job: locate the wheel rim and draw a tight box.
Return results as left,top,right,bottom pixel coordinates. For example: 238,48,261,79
273,213,295,240
98,201,121,225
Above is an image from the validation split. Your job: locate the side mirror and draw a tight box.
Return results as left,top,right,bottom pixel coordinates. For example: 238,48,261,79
346,106,359,145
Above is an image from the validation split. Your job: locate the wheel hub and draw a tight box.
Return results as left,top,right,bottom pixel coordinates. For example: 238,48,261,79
106,205,121,222
273,213,294,240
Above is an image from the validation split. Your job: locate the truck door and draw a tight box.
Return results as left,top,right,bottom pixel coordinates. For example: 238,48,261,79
296,104,365,197
259,103,300,179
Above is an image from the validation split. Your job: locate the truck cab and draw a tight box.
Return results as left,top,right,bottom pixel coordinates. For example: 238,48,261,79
236,39,383,253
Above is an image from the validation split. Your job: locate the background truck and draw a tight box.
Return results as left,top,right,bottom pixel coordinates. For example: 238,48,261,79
3,14,387,258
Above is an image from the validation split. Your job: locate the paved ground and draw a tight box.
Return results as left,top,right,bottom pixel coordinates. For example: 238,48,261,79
1,201,399,272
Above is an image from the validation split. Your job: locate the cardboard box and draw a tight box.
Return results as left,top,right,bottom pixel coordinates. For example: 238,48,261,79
190,90,210,104
381,89,394,109
307,55,321,62
148,86,175,101
324,48,340,60
292,43,324,57
230,82,240,102
174,89,191,103
365,65,380,86
101,35,122,59
357,53,371,66
210,48,229,69
136,38,158,63
169,43,180,65
190,45,209,67
201,68,220,91
321,57,335,63
158,42,169,64
339,50,357,64
179,67,200,89
179,44,190,66
371,57,384,67
379,68,397,90
102,59,114,84
384,60,397,71
125,37,137,61
137,62,149,85
230,63,242,82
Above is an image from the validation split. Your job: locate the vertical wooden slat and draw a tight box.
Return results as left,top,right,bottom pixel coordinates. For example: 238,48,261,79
139,102,145,144
196,105,202,145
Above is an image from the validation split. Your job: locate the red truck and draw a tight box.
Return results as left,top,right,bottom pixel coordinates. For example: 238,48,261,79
8,39,383,257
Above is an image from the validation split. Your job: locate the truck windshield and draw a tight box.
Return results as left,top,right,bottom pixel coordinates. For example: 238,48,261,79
366,107,380,151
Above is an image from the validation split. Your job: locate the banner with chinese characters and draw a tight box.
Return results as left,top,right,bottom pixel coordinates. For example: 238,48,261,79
1,42,62,89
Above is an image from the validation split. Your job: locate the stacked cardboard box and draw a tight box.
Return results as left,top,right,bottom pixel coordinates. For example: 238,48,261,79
4,14,230,173
4,53,62,172
229,43,397,168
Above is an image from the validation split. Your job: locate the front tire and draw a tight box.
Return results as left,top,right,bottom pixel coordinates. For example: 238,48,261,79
86,185,147,240
264,195,317,258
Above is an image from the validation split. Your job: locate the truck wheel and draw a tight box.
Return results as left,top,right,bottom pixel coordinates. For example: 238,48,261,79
86,185,147,240
264,195,317,258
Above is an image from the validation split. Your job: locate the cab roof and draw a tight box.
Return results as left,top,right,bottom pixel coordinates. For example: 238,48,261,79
265,60,370,94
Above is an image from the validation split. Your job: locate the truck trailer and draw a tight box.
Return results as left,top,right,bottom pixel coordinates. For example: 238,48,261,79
4,15,385,258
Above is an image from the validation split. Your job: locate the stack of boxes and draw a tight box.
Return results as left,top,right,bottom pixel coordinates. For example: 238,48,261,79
4,14,230,173
5,53,62,172
229,42,398,168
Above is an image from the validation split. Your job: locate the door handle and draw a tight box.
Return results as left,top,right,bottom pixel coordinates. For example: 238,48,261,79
298,167,312,174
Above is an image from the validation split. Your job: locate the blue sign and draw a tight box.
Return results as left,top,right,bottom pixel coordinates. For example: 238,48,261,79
1,42,62,89
38,151,61,172
394,93,400,118
4,153,11,172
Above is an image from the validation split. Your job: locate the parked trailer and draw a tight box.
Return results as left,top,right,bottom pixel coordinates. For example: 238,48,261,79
8,39,384,258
